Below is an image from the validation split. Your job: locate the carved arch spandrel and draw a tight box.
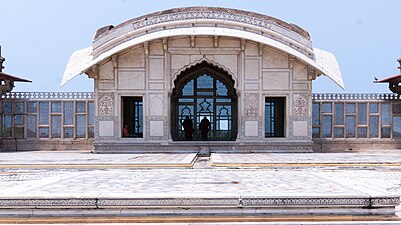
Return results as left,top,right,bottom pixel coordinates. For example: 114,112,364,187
171,58,238,92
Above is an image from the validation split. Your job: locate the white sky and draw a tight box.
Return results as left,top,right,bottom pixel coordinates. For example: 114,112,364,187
1,0,401,93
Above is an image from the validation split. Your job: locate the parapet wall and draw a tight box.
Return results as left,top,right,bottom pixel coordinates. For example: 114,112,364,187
0,92,94,151
312,93,401,151
1,92,401,152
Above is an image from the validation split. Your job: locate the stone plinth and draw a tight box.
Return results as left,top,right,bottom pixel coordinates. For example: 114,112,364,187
94,140,313,153
0,196,398,219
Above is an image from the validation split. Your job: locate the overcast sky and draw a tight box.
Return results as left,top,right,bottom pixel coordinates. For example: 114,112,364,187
1,0,401,93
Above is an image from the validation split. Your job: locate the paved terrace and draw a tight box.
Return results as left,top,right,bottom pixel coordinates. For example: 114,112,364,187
0,151,401,224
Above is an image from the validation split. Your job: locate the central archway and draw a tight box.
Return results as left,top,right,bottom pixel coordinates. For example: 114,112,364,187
171,61,237,141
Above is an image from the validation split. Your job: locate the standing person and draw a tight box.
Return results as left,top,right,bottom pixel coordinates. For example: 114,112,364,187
199,116,211,140
182,116,193,141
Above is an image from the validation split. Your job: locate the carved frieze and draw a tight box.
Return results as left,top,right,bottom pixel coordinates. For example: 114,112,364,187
0,196,398,208
242,198,360,206
129,10,309,43
98,198,238,207
0,199,96,208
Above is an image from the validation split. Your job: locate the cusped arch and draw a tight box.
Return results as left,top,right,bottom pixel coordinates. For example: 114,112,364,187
171,58,238,93
170,59,238,141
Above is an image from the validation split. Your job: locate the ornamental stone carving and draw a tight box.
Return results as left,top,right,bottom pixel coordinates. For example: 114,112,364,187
370,197,401,206
0,199,96,208
99,94,114,117
92,7,312,58
128,9,310,42
244,93,259,117
294,94,308,116
98,198,238,207
240,197,394,206
1,196,398,208
133,11,268,31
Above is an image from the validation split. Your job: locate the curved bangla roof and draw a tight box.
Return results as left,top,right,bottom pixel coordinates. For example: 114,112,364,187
62,7,344,89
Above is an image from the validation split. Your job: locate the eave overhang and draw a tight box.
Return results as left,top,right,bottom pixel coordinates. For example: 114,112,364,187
0,72,31,83
62,27,344,89
62,7,343,89
374,74,401,84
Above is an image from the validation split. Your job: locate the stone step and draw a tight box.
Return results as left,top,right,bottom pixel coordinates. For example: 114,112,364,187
0,215,400,224
0,196,399,219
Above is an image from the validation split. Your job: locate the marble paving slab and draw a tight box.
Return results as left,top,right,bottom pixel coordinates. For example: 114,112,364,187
0,152,197,167
211,153,401,166
0,169,397,198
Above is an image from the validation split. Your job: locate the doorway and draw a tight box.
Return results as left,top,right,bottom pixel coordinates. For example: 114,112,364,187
171,62,237,141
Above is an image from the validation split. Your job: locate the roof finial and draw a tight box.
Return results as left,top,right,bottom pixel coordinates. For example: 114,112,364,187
0,45,5,72
397,58,401,73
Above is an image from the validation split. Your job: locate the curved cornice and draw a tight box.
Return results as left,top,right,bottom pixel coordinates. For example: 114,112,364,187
61,10,343,89
95,7,310,39
92,7,312,59
70,27,342,89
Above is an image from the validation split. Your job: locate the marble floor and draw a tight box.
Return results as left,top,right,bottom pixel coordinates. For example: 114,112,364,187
0,151,401,223
212,152,401,165
2,169,397,198
0,151,197,167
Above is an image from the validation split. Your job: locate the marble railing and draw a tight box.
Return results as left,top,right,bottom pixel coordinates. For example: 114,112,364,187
2,92,94,99
312,93,401,140
0,92,95,140
3,92,399,100
312,93,401,101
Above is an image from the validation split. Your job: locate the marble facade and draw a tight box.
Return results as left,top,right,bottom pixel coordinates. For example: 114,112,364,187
63,7,342,153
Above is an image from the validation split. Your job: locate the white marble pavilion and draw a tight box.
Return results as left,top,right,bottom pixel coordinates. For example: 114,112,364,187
62,7,343,153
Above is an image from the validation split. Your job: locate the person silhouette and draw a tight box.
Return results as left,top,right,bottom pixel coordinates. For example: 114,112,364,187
122,124,130,137
182,116,193,141
199,116,211,140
